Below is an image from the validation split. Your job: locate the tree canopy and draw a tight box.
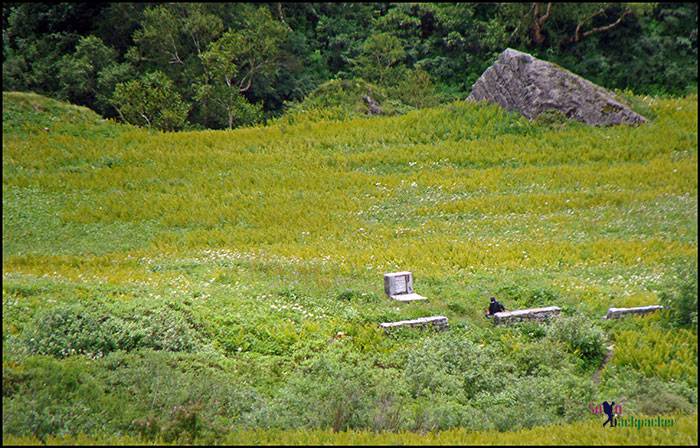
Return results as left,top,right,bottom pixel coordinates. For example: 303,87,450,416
3,2,697,130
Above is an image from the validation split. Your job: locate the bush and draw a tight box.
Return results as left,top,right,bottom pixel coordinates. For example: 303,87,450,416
659,261,698,329
545,315,606,364
22,302,203,358
256,348,412,432
477,374,594,431
2,356,117,441
404,334,517,400
23,305,117,358
110,302,202,353
111,71,190,131
276,78,413,125
495,283,562,309
601,366,697,416
388,68,442,109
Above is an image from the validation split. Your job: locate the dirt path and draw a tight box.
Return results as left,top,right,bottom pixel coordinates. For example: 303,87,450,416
592,345,614,385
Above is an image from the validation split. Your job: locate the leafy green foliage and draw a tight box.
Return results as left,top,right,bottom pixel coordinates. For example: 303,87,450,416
21,300,204,358
546,315,606,363
276,78,414,124
196,6,287,129
659,260,698,328
56,36,117,110
111,71,190,131
353,32,406,86
2,3,696,130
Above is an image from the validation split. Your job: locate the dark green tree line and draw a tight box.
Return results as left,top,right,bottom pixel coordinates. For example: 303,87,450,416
3,2,697,130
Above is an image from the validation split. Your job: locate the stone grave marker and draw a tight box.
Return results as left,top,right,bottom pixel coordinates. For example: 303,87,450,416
383,271,426,302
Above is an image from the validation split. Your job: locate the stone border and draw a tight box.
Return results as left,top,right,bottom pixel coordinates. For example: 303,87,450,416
380,316,448,331
493,306,561,325
603,305,663,320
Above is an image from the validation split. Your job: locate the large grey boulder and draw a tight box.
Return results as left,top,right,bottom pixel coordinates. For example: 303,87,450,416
468,48,646,126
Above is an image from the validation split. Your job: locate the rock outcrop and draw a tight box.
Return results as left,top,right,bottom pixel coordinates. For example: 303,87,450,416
468,48,646,126
363,95,382,115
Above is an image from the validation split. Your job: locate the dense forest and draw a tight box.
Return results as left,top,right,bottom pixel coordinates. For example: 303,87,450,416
2,3,697,130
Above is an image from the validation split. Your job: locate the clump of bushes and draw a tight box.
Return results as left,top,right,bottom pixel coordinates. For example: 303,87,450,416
22,304,117,358
276,78,415,125
256,348,410,432
545,315,606,364
22,301,203,358
2,351,262,443
659,261,698,329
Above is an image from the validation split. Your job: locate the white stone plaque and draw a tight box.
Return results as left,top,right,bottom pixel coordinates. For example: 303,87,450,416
383,271,426,301
393,275,408,295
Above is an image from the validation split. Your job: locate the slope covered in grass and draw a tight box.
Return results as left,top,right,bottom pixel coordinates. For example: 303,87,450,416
2,91,697,444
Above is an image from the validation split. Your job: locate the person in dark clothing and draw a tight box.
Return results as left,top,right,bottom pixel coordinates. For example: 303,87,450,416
602,401,616,427
486,297,506,317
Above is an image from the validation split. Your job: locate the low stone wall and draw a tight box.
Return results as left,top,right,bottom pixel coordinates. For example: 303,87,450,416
493,306,561,325
380,316,448,331
604,305,663,320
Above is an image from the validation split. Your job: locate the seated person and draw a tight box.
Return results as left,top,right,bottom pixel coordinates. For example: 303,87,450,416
485,297,506,317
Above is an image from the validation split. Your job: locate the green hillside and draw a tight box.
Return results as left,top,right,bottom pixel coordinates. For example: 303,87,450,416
2,91,697,444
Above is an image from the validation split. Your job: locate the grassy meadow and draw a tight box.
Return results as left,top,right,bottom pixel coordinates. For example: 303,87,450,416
2,91,698,444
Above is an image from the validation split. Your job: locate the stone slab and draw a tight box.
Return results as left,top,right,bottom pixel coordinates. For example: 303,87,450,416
380,316,448,330
493,306,561,325
604,305,663,320
389,293,427,302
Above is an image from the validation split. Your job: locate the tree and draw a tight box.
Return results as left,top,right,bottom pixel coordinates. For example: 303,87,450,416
354,33,406,85
95,61,136,118
501,3,648,49
132,4,223,64
390,68,440,109
129,3,224,110
56,35,116,109
196,6,287,129
111,71,190,131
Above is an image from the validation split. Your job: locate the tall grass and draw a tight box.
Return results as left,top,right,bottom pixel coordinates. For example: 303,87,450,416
2,91,697,444
3,414,697,445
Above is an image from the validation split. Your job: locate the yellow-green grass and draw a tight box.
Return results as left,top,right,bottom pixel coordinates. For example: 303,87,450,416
3,92,696,312
2,91,697,443
3,414,697,445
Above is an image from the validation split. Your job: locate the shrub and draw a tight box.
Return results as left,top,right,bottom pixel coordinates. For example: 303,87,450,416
23,305,117,358
22,302,203,358
545,315,606,364
258,348,411,432
495,284,561,309
601,366,697,415
110,303,202,353
388,68,442,109
659,261,698,329
111,71,190,131
276,78,413,125
404,334,517,400
477,374,593,431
